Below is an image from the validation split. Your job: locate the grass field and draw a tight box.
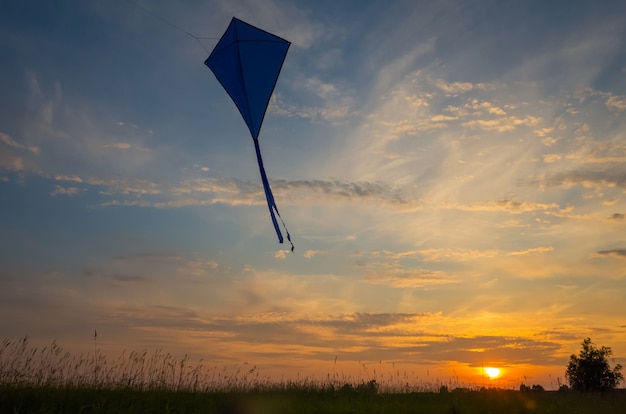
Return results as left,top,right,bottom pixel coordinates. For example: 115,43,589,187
3,385,626,413
2,338,625,413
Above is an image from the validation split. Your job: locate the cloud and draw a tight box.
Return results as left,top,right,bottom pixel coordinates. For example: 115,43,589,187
363,268,455,288
0,132,40,155
55,175,83,183
22,171,416,210
415,246,554,262
462,115,540,132
304,249,327,259
177,259,219,278
9,158,417,209
4,74,161,183
100,310,448,354
543,154,561,163
414,336,561,366
541,136,559,146
595,249,626,259
534,127,554,137
374,250,421,260
105,142,132,150
363,75,500,143
442,199,563,215
308,312,431,332
0,257,600,373
197,178,404,207
560,139,626,165
497,219,529,229
359,250,458,288
109,273,152,283
275,179,408,205
93,177,163,198
435,80,490,96
193,164,210,172
272,76,357,122
538,169,626,190
418,248,499,262
465,99,507,115
370,246,553,264
606,95,626,111
112,252,185,263
0,152,24,172
18,301,559,366
0,132,39,172
506,246,554,256
51,185,81,196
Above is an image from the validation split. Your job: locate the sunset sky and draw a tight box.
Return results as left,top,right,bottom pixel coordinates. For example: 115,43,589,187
2,0,626,389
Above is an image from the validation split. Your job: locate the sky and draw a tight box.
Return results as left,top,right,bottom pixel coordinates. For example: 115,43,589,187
1,0,626,389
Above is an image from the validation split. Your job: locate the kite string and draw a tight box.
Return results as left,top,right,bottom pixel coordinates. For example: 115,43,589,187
125,0,217,53
188,35,210,54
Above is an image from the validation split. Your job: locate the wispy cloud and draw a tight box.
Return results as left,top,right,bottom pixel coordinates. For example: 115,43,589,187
435,80,491,96
441,200,564,215
51,185,81,196
0,132,40,155
462,115,540,133
0,152,25,172
506,246,554,256
55,175,83,183
606,95,626,111
109,273,152,283
595,249,626,259
537,168,626,190
417,248,500,262
45,174,417,210
304,249,327,259
363,268,455,288
401,246,554,262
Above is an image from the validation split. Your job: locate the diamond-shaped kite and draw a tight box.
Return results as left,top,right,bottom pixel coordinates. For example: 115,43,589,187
205,17,293,251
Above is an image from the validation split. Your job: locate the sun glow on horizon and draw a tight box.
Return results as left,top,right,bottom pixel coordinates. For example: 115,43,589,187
484,367,501,379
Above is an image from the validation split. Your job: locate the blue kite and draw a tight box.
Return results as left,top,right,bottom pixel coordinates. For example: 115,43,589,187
205,17,293,251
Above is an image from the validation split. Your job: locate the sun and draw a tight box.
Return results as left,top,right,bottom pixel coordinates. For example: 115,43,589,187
484,367,501,379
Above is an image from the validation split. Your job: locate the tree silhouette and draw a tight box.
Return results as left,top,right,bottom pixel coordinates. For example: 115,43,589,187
565,338,623,392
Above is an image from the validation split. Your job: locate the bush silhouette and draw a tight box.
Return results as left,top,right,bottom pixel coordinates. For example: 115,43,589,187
565,338,623,392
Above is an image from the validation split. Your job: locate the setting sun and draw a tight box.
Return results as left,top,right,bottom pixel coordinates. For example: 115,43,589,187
484,367,501,379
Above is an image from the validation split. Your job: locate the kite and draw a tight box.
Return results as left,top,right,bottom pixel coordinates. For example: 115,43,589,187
205,17,293,251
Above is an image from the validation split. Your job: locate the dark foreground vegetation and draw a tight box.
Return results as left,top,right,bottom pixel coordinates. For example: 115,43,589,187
2,337,625,413
3,385,626,414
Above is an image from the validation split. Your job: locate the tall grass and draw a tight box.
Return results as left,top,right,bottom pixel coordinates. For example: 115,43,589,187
2,338,486,397
1,337,472,393
0,336,287,392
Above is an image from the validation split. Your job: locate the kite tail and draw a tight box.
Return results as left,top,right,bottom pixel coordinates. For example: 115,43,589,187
253,139,294,252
